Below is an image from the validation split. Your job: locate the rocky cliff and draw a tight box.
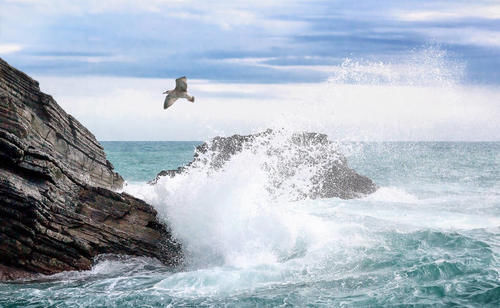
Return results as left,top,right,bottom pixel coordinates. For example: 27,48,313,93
0,58,181,280
152,129,377,200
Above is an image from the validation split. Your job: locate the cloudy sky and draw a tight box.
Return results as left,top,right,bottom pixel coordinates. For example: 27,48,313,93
1,0,499,140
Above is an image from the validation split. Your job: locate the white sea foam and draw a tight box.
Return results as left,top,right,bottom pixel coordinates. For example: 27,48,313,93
126,130,377,269
122,46,492,271
9,48,499,307
365,186,419,203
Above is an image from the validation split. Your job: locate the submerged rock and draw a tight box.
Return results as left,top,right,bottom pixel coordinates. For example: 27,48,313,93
151,129,377,200
0,58,181,280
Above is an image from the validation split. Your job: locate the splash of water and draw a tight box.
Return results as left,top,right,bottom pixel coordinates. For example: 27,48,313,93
258,46,471,142
327,46,464,86
126,129,375,268
124,46,470,269
3,47,498,307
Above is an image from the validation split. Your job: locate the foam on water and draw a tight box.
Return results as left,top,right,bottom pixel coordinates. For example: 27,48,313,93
122,142,499,306
2,47,499,306
122,47,466,272
126,129,373,269
118,48,500,306
365,186,420,203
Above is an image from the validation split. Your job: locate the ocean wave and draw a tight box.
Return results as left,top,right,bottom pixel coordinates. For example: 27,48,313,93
364,186,419,203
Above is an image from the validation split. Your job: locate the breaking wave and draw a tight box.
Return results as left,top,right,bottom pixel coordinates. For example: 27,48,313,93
4,46,498,307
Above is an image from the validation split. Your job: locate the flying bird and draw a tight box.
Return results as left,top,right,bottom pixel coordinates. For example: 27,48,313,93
163,76,195,110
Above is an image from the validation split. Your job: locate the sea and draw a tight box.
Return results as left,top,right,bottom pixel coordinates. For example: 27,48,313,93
1,138,499,307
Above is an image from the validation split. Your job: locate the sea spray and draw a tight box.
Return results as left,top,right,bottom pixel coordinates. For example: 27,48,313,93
4,46,497,306
6,141,498,306
127,129,377,268
268,46,468,142
327,46,464,86
123,47,472,272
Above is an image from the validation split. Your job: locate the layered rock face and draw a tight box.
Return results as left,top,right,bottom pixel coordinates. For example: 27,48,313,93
0,58,181,280
152,129,377,200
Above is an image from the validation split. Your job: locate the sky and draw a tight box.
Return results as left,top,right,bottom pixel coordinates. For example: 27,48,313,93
0,0,499,141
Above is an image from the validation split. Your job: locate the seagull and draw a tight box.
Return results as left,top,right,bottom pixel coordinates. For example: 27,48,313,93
163,76,195,110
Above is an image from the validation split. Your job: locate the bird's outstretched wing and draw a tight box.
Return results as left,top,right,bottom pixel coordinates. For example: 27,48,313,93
175,76,188,92
164,95,178,109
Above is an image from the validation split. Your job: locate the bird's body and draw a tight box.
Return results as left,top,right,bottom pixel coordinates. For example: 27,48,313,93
163,77,195,109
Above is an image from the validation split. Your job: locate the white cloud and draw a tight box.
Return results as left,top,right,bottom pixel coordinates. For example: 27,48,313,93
419,27,500,47
166,4,306,32
396,5,500,21
2,0,186,14
0,43,22,54
220,57,341,76
393,4,500,48
169,8,259,30
219,48,464,87
1,0,304,30
34,75,500,141
30,54,131,63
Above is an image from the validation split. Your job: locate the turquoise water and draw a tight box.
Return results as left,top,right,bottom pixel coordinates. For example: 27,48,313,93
101,141,202,182
1,141,499,307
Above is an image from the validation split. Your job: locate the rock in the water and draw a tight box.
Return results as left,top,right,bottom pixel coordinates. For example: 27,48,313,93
0,58,181,280
151,129,377,200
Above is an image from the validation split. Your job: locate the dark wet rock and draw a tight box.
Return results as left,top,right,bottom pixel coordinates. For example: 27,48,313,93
0,58,181,280
151,129,377,200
